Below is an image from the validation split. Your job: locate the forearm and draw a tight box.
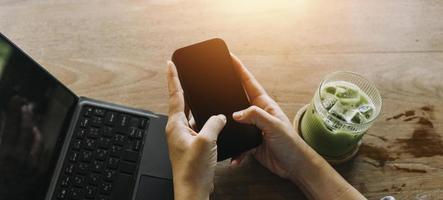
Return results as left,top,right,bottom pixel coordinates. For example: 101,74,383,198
290,140,366,200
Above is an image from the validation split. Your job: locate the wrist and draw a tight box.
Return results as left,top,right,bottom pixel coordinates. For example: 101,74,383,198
288,135,329,181
287,141,362,200
289,154,327,183
173,180,210,200
173,172,211,200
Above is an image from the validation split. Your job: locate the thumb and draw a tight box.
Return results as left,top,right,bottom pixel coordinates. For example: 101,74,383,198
232,106,279,131
199,114,227,142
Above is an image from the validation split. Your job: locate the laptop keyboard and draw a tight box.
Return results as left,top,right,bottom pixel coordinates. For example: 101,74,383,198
54,106,150,200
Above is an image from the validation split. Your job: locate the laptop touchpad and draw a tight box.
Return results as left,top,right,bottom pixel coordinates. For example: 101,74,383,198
135,175,174,200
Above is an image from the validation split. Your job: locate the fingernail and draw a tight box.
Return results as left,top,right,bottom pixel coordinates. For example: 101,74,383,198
229,160,239,168
167,60,173,67
218,114,227,123
233,111,242,119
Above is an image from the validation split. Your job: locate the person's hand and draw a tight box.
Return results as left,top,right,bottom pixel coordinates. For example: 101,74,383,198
165,61,227,200
229,54,309,179
229,54,366,200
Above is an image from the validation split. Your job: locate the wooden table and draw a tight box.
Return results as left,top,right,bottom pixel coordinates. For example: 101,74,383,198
1,0,442,199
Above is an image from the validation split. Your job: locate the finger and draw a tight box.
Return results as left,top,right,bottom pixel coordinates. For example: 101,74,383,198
233,106,279,131
199,114,227,142
188,114,198,131
230,53,267,101
230,151,250,167
167,60,185,116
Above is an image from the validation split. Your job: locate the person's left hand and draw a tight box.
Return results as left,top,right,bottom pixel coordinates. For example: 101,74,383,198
165,61,227,200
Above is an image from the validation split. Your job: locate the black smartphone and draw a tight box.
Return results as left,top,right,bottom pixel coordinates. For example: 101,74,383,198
172,38,262,161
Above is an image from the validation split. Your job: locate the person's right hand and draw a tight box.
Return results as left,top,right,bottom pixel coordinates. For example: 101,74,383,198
229,54,366,200
229,54,309,179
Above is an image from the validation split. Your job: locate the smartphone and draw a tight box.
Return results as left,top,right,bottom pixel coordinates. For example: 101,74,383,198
172,38,262,161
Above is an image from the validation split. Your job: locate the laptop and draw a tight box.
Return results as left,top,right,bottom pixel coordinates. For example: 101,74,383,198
0,33,173,200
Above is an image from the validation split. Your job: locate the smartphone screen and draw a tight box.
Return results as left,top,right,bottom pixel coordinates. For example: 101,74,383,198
172,38,262,161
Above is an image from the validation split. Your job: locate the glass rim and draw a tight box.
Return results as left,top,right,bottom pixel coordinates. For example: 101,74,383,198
316,71,383,126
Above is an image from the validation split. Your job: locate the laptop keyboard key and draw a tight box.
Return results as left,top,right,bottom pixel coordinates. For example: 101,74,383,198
118,114,129,127
120,161,136,174
88,173,101,186
107,157,119,169
139,118,148,129
135,129,143,139
69,187,83,200
91,116,104,127
100,182,112,194
84,138,97,150
110,145,122,157
101,127,114,138
76,162,89,174
65,163,75,174
116,127,130,136
93,108,106,117
103,170,116,182
132,140,142,152
91,160,104,172
88,127,100,138
128,127,136,138
75,129,86,139
80,151,93,162
85,186,97,199
84,107,93,117
60,175,71,187
112,134,126,146
95,149,108,161
123,150,138,162
129,117,139,128
57,188,68,200
98,137,111,149
80,118,90,128
69,152,79,162
105,112,117,125
73,175,85,186
73,140,82,150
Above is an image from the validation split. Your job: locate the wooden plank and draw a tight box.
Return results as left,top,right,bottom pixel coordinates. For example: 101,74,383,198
1,0,443,199
2,0,443,56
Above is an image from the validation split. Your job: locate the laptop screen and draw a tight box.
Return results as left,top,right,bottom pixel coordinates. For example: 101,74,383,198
0,35,77,200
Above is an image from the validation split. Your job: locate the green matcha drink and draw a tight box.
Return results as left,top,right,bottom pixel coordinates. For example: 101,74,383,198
300,72,382,159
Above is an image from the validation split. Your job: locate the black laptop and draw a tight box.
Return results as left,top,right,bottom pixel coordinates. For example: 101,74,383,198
0,33,173,200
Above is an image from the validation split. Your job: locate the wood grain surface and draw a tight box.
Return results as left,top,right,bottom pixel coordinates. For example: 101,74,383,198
1,0,443,199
